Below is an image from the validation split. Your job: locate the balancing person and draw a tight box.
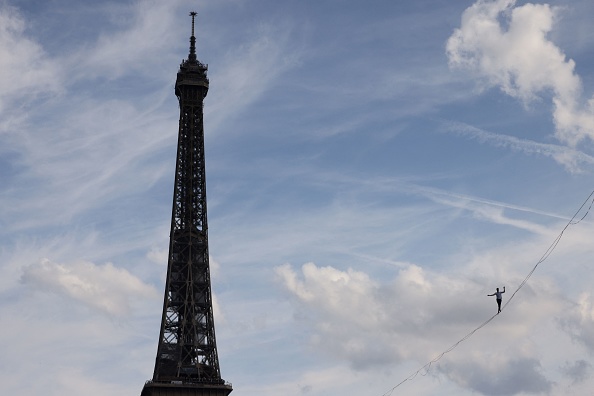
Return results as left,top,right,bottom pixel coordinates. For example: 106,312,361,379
487,286,506,314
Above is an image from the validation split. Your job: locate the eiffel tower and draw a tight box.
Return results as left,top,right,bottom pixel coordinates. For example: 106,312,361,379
141,12,233,396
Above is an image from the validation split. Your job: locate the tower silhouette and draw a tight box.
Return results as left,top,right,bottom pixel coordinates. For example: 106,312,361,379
141,12,232,396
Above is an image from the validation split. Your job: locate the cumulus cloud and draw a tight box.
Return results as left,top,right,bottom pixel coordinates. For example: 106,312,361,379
147,246,168,265
561,359,591,385
446,0,594,147
276,262,541,366
559,292,594,352
276,262,403,368
21,258,159,317
275,260,571,393
440,355,553,395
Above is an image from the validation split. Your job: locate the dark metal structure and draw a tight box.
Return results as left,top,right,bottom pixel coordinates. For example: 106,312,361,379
141,12,232,396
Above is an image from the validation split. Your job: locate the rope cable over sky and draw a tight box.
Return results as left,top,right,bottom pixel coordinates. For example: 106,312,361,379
382,188,594,396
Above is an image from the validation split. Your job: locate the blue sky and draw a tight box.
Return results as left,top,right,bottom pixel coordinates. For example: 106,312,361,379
2,0,594,395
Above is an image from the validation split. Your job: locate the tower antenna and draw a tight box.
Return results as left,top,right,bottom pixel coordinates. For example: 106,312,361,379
188,11,197,63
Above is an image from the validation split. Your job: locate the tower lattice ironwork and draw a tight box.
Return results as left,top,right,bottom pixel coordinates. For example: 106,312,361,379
141,12,232,396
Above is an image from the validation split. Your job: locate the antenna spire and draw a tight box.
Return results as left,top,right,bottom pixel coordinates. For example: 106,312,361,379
188,11,197,63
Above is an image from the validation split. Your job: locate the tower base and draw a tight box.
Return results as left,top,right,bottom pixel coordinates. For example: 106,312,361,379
141,381,233,396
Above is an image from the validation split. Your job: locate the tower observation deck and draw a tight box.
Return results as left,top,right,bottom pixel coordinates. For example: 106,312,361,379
141,12,232,396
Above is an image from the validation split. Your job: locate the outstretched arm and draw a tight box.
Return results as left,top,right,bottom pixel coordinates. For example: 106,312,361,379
487,293,495,296
502,286,506,293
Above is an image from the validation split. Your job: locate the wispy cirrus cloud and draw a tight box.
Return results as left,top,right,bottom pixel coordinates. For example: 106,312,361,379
206,21,303,134
441,119,594,173
0,4,62,117
69,0,185,81
0,3,184,231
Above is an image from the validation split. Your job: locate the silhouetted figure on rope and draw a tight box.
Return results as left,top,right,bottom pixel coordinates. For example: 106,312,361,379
487,286,505,313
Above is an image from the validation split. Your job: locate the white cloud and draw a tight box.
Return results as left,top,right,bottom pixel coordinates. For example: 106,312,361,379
237,365,375,396
21,258,159,317
446,0,594,147
440,354,553,395
147,246,168,266
426,192,555,235
0,2,183,232
2,1,594,395
273,243,594,395
275,261,557,366
206,22,302,133
0,5,61,115
442,119,594,173
561,359,591,384
65,0,184,82
559,292,594,352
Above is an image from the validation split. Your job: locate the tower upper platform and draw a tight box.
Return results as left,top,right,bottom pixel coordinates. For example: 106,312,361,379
176,12,209,96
